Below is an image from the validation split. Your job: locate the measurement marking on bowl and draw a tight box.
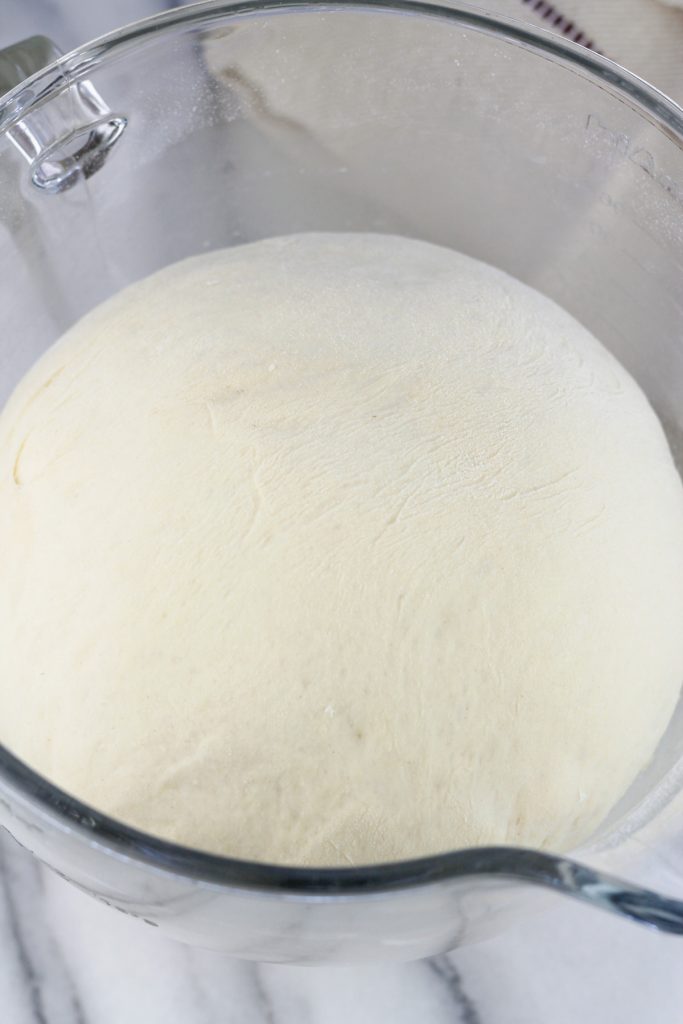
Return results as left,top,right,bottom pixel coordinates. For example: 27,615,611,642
585,114,683,209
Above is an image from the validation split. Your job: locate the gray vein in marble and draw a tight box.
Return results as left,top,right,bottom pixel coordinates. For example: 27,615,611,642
0,841,49,1024
427,955,482,1024
250,964,278,1024
183,949,220,1024
0,836,88,1024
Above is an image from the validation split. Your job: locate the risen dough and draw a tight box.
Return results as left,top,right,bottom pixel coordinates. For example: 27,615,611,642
1,233,683,865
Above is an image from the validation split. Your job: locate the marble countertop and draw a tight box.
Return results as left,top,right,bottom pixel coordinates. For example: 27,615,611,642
2,825,683,1024
1,2,682,1021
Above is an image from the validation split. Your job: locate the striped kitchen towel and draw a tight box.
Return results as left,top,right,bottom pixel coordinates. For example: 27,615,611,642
496,0,683,104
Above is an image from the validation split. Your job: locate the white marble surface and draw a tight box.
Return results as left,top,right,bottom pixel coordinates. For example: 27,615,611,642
1,2,683,1021
2,826,683,1024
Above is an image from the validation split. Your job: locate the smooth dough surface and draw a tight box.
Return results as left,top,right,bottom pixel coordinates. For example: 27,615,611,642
1,233,683,865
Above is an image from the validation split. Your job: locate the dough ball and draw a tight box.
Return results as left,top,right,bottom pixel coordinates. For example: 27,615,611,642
1,233,682,865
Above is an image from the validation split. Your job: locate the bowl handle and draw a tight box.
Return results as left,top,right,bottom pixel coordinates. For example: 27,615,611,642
0,35,126,193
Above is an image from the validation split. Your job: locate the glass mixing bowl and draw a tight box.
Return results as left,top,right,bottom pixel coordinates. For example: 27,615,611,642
1,0,683,963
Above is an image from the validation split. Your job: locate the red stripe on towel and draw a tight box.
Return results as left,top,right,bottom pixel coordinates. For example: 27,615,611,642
520,0,600,51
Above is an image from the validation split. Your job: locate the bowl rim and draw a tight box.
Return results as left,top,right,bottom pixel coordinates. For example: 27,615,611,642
1,0,682,135
1,0,683,925
5,738,683,938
